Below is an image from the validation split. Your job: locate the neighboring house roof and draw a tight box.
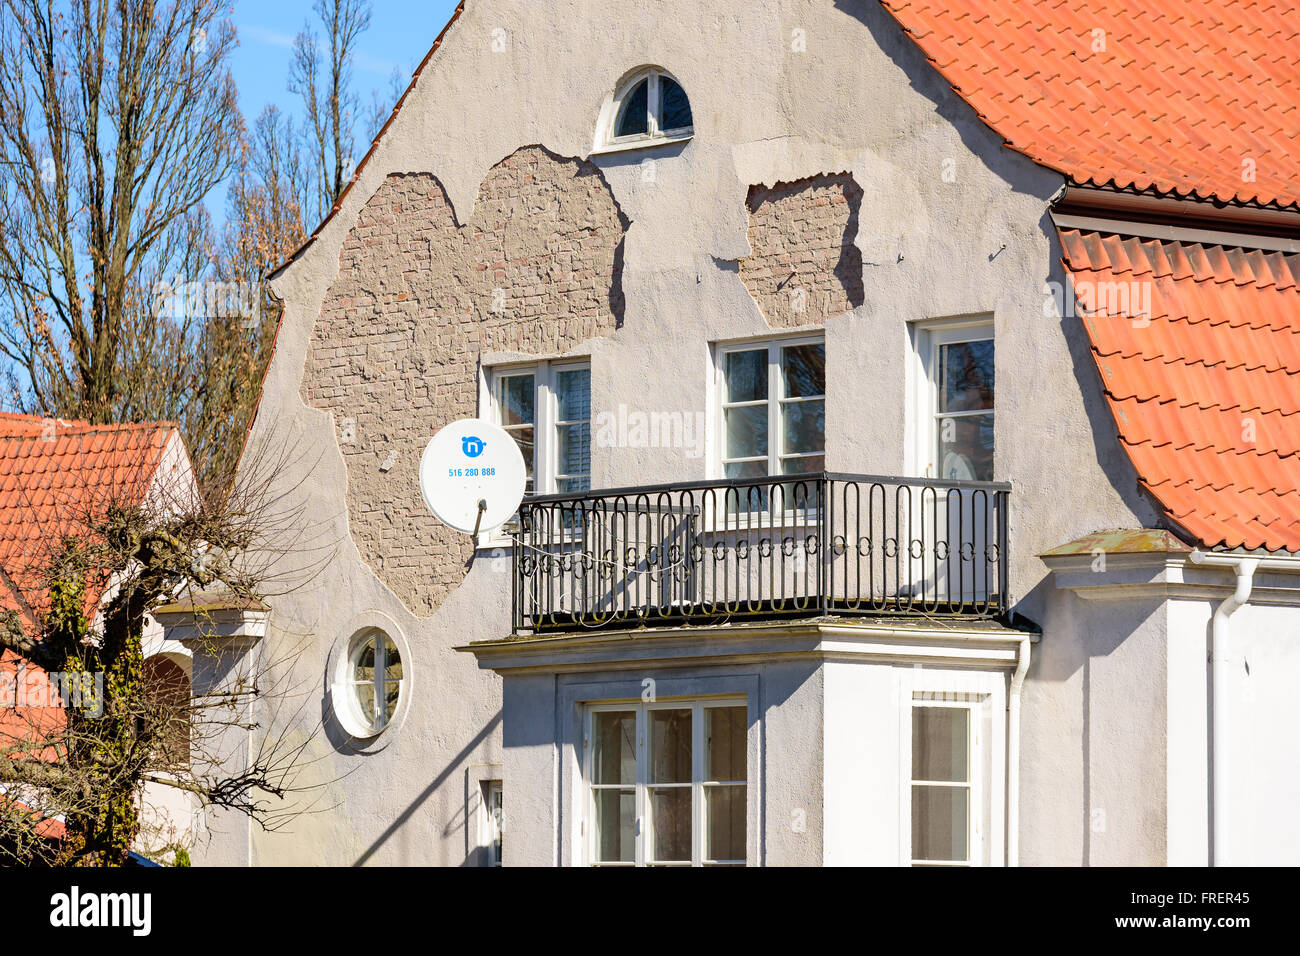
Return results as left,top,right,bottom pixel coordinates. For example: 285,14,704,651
879,1,1300,210
0,413,179,620
0,796,65,841
1061,229,1300,552
0,414,181,750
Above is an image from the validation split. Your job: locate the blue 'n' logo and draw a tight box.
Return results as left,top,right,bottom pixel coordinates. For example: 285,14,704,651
462,436,487,458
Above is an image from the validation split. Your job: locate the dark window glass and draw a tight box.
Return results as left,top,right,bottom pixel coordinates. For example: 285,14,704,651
500,374,535,426
615,79,649,137
725,349,768,403
938,340,994,413
936,339,994,482
781,344,826,398
659,76,693,131
782,401,825,456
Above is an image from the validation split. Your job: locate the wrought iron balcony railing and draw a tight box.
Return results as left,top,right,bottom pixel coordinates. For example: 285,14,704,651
510,473,1010,634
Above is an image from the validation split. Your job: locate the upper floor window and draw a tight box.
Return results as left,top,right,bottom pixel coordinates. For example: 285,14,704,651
491,361,591,495
597,68,694,151
913,319,994,481
716,336,825,481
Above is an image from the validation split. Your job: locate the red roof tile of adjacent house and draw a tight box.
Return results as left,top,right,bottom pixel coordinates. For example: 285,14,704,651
0,414,177,620
879,1,1300,209
0,414,178,757
1060,229,1300,552
0,797,65,841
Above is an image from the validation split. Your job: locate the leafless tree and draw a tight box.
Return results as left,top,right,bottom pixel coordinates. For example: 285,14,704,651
367,67,406,145
192,105,307,490
289,0,372,227
0,0,241,426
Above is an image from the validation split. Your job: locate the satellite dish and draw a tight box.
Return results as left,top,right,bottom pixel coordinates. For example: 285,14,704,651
419,419,527,536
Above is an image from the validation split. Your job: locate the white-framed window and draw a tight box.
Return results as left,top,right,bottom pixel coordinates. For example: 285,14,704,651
583,699,747,867
908,696,982,866
715,335,825,481
484,780,503,867
897,671,1006,868
343,628,403,736
328,612,412,749
911,319,994,481
596,67,694,151
490,361,591,496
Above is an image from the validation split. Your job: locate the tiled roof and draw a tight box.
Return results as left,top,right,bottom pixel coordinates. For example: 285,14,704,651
0,413,176,618
879,1,1300,209
0,797,65,841
1060,228,1300,552
0,414,178,771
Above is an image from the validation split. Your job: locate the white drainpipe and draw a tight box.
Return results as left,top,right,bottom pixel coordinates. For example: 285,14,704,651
1189,550,1300,865
1007,636,1032,867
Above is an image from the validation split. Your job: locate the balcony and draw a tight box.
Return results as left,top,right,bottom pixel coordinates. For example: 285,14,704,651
510,473,1011,634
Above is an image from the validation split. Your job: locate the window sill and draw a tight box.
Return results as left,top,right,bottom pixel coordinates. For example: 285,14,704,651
717,513,821,534
476,530,514,553
590,132,693,157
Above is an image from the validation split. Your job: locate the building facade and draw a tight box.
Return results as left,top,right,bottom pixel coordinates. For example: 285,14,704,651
0,414,199,863
168,0,1300,866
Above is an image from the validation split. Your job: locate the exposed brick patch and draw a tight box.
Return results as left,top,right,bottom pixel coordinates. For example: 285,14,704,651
303,147,628,617
740,173,865,327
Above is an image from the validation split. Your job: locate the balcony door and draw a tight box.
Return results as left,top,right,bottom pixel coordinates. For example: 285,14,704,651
911,320,997,607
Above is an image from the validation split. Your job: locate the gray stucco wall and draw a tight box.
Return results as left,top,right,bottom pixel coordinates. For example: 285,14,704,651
1024,586,1168,865
222,0,1161,866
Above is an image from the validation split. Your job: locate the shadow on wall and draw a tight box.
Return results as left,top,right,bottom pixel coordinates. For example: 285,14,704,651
351,710,503,867
832,0,1052,203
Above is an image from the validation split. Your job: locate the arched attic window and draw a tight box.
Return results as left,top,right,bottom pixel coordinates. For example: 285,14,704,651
598,68,694,151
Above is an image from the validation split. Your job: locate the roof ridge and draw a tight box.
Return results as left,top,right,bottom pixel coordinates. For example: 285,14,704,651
0,420,177,438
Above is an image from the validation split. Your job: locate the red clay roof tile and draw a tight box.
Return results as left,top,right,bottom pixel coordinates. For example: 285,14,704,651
0,413,180,766
880,1,1300,209
1062,228,1300,551
0,413,175,620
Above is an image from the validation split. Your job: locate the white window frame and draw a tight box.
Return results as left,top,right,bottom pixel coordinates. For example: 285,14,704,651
483,780,503,867
712,333,826,483
908,317,994,480
582,698,748,867
488,359,591,497
906,696,982,867
897,670,1005,867
342,628,403,736
594,67,694,154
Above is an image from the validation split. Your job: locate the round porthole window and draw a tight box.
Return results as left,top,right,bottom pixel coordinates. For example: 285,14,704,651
342,628,404,737
327,612,412,749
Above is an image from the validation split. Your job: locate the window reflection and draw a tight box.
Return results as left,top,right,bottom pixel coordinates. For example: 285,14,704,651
936,340,994,481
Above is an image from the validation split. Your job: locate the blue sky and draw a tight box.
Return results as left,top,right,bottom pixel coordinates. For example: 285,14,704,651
212,0,462,222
